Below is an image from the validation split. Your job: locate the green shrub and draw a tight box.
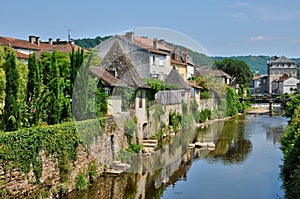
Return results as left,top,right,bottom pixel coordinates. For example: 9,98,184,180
88,161,98,183
169,111,181,131
199,109,212,123
76,173,87,191
200,90,210,99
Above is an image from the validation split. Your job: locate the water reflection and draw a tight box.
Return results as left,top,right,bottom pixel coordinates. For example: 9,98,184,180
205,117,252,165
64,114,287,199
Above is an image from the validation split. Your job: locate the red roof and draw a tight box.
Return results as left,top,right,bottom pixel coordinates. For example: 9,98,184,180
0,36,87,59
171,59,187,66
15,51,29,59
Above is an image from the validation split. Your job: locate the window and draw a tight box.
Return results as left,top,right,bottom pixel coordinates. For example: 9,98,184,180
159,57,164,66
152,55,155,65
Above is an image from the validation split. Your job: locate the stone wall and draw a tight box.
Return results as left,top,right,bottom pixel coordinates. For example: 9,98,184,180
0,116,128,198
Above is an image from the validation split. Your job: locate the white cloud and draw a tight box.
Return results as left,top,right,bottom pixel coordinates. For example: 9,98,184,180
250,35,268,41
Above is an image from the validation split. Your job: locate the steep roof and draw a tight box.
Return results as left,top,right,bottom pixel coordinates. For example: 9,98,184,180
165,67,189,90
269,56,295,64
90,66,127,87
100,40,149,89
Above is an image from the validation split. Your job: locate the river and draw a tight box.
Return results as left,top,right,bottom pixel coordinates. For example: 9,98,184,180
64,112,288,199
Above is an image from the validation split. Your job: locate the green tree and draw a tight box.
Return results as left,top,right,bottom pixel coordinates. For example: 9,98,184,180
26,53,42,126
3,50,20,131
17,60,29,128
43,51,62,125
215,58,253,85
225,87,242,116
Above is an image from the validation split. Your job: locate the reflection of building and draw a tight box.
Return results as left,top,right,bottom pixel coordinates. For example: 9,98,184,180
267,56,297,93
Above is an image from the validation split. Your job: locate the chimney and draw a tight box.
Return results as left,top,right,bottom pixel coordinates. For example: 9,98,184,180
158,39,165,46
49,38,53,45
36,37,40,45
56,38,61,43
185,49,188,64
29,36,36,44
125,32,133,42
153,38,158,49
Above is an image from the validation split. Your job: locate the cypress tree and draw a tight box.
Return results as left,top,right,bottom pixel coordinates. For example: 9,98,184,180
3,50,20,131
45,51,61,125
27,53,42,126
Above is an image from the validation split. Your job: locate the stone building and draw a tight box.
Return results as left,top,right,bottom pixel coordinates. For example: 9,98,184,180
267,56,297,93
250,75,268,94
98,40,150,141
95,32,172,80
272,73,300,94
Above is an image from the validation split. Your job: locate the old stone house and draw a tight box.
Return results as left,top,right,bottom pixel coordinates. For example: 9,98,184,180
97,40,150,140
95,32,172,80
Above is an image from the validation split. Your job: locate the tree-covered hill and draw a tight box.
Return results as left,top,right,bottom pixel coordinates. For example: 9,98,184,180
74,36,111,49
75,36,300,75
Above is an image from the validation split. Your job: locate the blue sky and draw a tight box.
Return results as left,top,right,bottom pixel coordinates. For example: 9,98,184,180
1,0,300,57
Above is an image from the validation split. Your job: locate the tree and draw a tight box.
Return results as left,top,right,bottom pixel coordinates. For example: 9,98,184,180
26,53,42,126
215,58,253,85
43,51,62,125
3,50,20,131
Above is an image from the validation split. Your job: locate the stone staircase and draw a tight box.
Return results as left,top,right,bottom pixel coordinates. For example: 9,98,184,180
142,139,158,153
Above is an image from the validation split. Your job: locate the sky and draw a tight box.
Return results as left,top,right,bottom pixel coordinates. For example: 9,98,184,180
1,0,300,57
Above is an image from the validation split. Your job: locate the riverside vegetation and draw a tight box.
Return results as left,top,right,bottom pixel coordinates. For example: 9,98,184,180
0,44,251,197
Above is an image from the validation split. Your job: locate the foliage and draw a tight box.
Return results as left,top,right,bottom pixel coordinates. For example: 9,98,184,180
70,47,84,94
215,58,253,85
0,122,81,183
199,109,212,123
181,114,193,129
26,53,42,126
124,117,137,144
87,161,98,183
3,50,20,131
281,104,300,198
200,90,210,99
169,111,181,132
190,99,199,122
0,68,5,105
75,36,111,49
76,173,87,191
144,78,166,92
72,52,92,121
181,100,188,115
196,77,208,90
225,87,243,116
43,51,62,125
121,87,135,111
285,95,300,118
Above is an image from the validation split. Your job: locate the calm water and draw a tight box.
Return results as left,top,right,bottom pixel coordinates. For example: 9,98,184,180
65,113,288,199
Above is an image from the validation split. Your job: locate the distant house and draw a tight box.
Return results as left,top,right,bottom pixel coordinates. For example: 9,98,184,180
170,48,195,80
194,67,232,85
0,35,85,62
250,75,268,94
95,32,172,80
272,73,300,94
267,56,297,93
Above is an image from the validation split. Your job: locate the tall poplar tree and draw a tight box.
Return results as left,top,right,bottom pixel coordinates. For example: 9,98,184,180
3,50,20,131
27,53,42,126
45,51,61,125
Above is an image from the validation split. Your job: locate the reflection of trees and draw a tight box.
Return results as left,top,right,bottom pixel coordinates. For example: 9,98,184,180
206,117,252,164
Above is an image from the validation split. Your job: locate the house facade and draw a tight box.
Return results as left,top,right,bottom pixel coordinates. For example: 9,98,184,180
95,32,171,80
272,74,300,94
250,75,268,94
267,56,297,93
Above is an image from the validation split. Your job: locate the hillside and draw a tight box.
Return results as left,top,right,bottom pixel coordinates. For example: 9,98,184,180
75,36,300,75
